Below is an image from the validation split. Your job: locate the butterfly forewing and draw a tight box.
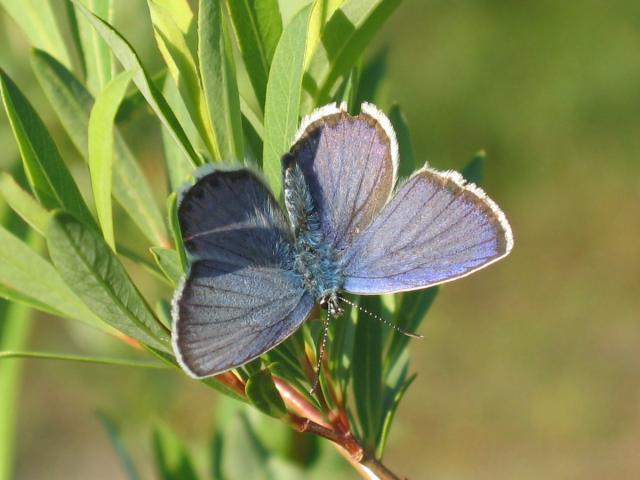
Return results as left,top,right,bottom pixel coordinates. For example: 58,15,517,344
173,169,313,378
285,103,398,251
342,168,513,294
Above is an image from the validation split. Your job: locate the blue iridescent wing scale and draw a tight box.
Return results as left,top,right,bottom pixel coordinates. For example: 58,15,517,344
172,168,313,378
342,167,514,294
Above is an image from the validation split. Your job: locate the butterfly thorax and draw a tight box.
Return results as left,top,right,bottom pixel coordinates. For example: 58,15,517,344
283,162,344,316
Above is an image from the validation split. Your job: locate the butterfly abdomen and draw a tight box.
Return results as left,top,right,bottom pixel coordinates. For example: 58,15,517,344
283,161,343,301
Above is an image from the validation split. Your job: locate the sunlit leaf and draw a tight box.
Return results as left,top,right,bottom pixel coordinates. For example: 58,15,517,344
199,0,245,162
262,4,313,195
88,70,135,251
304,0,401,106
31,50,169,246
0,173,50,235
74,1,201,166
0,69,96,229
0,0,73,68
226,0,283,109
73,0,113,94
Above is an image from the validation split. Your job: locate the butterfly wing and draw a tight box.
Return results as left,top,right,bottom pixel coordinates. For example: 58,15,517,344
284,102,398,251
172,169,313,378
342,167,514,294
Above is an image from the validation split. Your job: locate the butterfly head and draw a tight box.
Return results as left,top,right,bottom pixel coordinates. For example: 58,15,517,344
319,292,343,318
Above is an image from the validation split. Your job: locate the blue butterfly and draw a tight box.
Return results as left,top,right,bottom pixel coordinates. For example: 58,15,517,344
172,103,513,379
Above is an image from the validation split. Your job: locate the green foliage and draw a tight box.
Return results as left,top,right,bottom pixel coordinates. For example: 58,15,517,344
88,70,135,250
0,1,476,477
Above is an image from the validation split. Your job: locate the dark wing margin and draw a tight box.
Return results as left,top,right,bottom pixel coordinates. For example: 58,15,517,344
284,102,398,251
342,167,514,294
172,168,313,378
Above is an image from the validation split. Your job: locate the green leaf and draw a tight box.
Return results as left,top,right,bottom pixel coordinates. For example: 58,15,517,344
0,351,169,369
245,368,288,418
262,4,313,195
462,150,486,186
31,49,169,246
150,247,183,287
152,422,199,480
199,0,245,162
167,193,188,272
0,300,32,480
388,104,416,178
329,298,357,394
305,0,344,68
0,0,73,69
161,76,198,192
352,295,383,449
355,47,387,105
147,0,215,157
74,1,201,166
226,0,283,109
46,211,171,352
98,413,140,480
0,69,96,229
304,0,401,105
376,371,415,458
0,223,103,326
387,287,438,372
73,0,113,94
0,173,50,235
88,70,135,251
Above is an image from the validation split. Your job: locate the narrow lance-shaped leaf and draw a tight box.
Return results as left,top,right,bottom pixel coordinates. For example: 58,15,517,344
0,0,73,69
150,247,182,287
161,77,198,192
88,70,135,251
304,0,401,106
31,49,169,247
352,295,383,449
166,193,188,273
73,0,113,94
0,69,96,229
89,72,133,251
262,4,313,195
0,223,104,327
388,104,416,178
0,173,50,235
225,0,283,110
46,211,171,352
74,1,201,166
245,368,288,419
305,0,344,67
199,0,244,162
147,0,216,157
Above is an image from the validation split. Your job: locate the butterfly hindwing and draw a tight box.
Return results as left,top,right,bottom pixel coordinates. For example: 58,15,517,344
342,167,514,294
172,169,313,378
284,103,398,251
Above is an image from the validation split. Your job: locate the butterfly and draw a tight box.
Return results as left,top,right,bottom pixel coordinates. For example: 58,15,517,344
171,102,513,379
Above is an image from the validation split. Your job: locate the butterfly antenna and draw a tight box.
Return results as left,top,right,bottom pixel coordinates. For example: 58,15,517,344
337,296,423,339
310,315,330,394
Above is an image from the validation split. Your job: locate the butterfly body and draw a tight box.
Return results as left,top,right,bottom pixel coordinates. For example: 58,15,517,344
172,102,513,379
284,161,344,315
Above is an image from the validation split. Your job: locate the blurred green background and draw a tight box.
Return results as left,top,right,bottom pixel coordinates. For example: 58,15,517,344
1,0,639,478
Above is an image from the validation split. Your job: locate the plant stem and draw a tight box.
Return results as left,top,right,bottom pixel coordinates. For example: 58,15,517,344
274,377,405,480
